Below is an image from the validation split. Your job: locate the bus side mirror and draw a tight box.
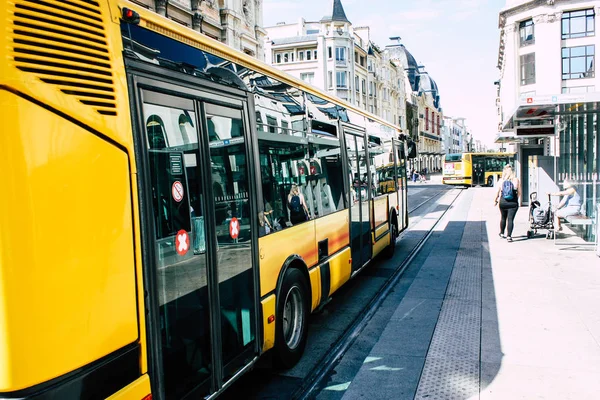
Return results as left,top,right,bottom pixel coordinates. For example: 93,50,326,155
407,141,417,159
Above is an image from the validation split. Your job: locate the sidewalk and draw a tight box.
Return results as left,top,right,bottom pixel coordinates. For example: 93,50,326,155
341,187,600,400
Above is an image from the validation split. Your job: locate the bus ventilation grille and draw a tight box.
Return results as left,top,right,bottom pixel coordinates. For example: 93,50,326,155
10,0,117,116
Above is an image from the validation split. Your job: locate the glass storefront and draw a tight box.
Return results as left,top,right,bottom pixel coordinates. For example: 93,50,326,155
556,102,600,243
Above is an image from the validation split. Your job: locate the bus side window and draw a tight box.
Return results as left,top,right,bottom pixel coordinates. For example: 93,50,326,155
308,141,346,217
367,135,387,196
258,138,309,235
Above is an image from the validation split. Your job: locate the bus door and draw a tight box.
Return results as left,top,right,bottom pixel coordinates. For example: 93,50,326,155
137,87,258,399
472,156,485,186
344,130,372,271
395,141,408,228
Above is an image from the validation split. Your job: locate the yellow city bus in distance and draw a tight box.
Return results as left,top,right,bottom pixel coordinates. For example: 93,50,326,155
0,1,414,399
443,153,515,187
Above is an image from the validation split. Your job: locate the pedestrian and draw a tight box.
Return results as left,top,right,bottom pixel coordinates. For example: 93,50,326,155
493,164,520,242
549,179,581,231
288,184,310,225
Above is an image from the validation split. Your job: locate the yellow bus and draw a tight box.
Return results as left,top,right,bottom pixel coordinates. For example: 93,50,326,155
0,1,415,399
443,152,515,187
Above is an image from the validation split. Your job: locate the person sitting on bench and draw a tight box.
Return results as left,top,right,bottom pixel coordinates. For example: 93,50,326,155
549,179,581,231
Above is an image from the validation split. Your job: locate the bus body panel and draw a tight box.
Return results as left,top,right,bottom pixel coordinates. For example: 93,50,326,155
372,232,390,257
260,295,277,352
258,222,317,298
388,191,399,212
308,267,322,311
375,224,390,241
315,210,350,258
0,0,136,157
106,375,152,400
326,247,352,296
0,92,138,391
373,196,389,231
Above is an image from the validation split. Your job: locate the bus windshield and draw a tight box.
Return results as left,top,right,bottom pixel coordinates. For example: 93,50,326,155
445,154,463,162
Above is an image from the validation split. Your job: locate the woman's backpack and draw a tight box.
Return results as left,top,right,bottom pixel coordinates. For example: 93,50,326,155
501,180,515,200
289,195,302,213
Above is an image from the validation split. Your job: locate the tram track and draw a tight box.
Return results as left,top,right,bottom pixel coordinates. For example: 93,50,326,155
292,188,464,400
408,189,448,214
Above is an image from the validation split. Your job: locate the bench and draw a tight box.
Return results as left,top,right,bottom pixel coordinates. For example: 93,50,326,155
554,213,596,249
565,214,594,226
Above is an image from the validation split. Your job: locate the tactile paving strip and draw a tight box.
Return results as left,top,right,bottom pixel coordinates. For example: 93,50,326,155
414,217,484,400
414,358,479,400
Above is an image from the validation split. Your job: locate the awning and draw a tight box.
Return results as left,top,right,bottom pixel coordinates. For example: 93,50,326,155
494,131,521,144
502,92,600,131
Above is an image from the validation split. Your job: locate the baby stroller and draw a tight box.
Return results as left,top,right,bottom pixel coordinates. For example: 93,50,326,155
527,192,555,239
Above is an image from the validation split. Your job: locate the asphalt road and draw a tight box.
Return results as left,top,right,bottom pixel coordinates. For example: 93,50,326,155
221,184,456,400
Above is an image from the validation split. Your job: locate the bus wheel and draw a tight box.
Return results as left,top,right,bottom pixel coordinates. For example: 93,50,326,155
487,176,494,187
274,268,309,369
384,219,398,259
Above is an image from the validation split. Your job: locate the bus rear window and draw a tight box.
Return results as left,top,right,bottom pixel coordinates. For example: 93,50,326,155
445,154,462,162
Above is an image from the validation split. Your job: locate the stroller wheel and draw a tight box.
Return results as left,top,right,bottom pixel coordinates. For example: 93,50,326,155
527,231,532,239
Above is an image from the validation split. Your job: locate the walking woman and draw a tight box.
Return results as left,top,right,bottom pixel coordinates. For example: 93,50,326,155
494,164,521,242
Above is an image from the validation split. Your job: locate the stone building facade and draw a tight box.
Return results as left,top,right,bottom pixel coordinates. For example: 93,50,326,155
130,0,266,59
263,0,408,130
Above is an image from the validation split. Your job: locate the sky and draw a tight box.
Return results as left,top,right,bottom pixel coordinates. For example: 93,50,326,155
263,0,507,148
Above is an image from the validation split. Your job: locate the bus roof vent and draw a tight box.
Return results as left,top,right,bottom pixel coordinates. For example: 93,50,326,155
10,0,117,116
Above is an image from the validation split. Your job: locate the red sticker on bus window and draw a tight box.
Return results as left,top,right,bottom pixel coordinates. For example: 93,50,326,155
172,181,184,203
175,230,190,256
229,217,240,239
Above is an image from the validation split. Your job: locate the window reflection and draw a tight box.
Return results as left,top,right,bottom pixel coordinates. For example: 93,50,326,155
258,132,347,236
142,99,211,399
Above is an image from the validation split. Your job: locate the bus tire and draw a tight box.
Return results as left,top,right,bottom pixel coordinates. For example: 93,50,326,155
487,176,494,187
274,268,309,369
384,218,398,259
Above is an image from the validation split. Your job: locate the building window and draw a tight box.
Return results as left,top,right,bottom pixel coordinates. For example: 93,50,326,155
360,56,366,67
306,50,312,61
562,85,595,93
520,53,536,85
355,52,358,63
336,71,347,88
283,53,289,63
328,71,333,88
519,19,534,46
425,108,429,131
314,50,318,60
299,51,304,61
328,47,332,59
266,115,278,134
562,45,594,80
335,47,346,62
300,72,315,84
275,54,281,64
562,9,595,39
355,75,359,92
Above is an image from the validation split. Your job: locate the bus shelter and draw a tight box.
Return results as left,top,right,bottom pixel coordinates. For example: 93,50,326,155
499,93,599,251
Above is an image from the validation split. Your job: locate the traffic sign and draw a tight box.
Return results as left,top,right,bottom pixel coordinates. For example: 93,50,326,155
172,181,184,203
229,217,240,239
176,229,189,256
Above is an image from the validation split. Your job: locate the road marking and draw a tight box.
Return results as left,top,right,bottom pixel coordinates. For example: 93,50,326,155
323,382,351,391
364,356,382,364
370,366,404,371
